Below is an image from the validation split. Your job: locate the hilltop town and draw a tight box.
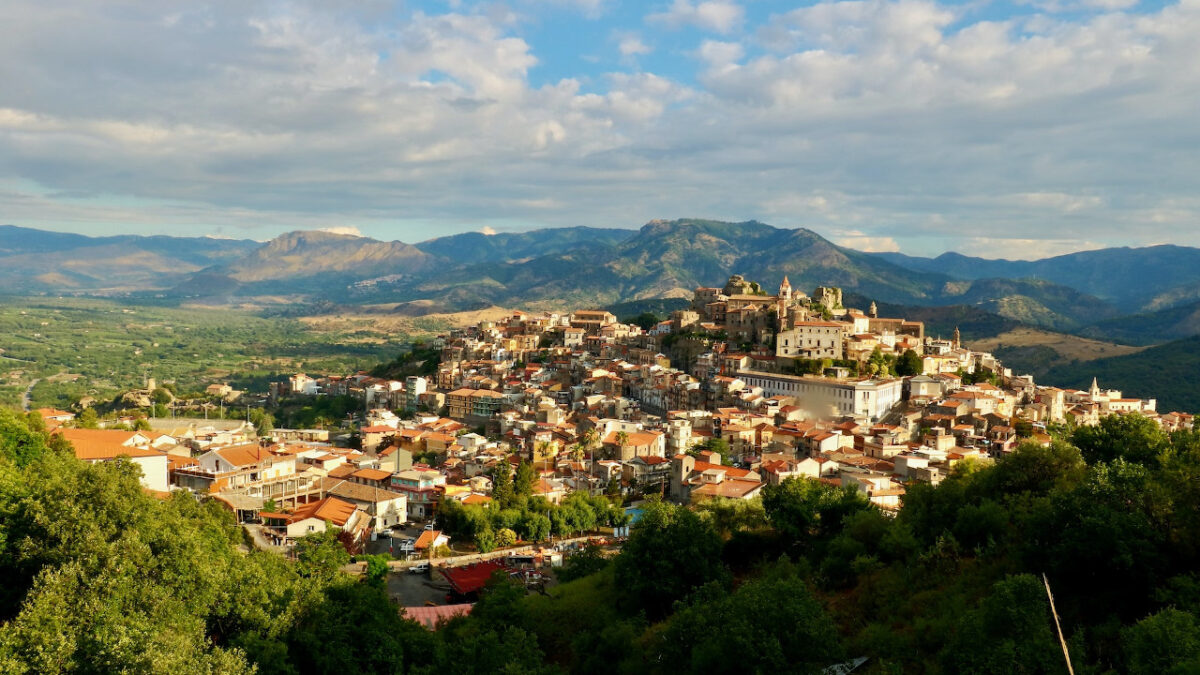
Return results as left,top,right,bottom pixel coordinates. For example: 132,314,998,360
37,274,1188,561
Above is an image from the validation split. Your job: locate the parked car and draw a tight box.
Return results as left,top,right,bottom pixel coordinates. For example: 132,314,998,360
409,562,430,574
423,524,435,531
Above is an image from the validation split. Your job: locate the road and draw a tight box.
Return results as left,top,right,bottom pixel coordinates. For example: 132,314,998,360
21,379,40,412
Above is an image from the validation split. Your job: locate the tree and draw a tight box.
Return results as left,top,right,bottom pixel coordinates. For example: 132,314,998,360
654,561,845,674
625,312,662,331
492,462,515,507
294,529,351,579
496,528,518,548
895,349,924,377
1123,609,1200,674
940,574,1061,674
1073,413,1169,467
0,407,51,467
614,499,728,619
363,554,390,588
76,407,99,429
762,477,870,547
514,460,537,499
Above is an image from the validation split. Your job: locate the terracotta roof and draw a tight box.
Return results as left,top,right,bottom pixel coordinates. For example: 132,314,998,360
214,443,271,468
415,529,446,550
692,479,764,499
353,468,393,482
57,429,163,461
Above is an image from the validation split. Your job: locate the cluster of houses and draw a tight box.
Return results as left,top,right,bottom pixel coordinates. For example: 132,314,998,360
40,276,1188,558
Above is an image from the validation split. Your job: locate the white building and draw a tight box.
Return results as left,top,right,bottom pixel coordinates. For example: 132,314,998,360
737,369,903,423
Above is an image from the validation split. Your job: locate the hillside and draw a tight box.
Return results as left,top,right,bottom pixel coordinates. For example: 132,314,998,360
415,227,631,263
968,327,1146,379
876,244,1200,310
1078,299,1200,346
1042,335,1200,412
0,225,258,294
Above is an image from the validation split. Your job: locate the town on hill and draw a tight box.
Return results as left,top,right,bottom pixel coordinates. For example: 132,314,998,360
3,273,1198,673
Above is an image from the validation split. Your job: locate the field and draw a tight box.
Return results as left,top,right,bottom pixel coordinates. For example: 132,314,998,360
0,297,423,410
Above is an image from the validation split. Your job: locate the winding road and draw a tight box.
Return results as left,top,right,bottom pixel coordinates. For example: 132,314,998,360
21,379,39,412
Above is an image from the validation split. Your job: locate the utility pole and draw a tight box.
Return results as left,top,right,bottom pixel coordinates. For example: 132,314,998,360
1043,573,1075,675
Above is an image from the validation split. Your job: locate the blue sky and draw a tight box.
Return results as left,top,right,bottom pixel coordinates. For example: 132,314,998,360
0,0,1197,258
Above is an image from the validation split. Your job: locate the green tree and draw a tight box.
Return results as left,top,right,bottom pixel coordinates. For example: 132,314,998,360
653,561,844,674
0,407,51,467
614,499,728,619
496,527,518,548
514,460,537,499
293,529,351,579
1073,413,1169,466
362,554,390,589
940,574,1061,674
1123,608,1200,674
492,462,515,507
76,407,99,429
895,349,924,377
762,477,870,546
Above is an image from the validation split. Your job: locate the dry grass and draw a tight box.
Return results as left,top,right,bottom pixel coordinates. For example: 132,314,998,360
969,327,1146,362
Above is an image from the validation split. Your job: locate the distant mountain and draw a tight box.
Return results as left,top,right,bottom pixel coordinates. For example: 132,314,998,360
1042,335,1200,413
172,230,443,300
1078,299,1200,346
1,221,1188,342
410,219,955,309
0,225,258,294
415,227,632,263
875,245,1200,310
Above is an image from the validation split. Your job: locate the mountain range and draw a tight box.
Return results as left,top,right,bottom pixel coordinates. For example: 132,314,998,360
5,218,1200,343
6,218,1200,409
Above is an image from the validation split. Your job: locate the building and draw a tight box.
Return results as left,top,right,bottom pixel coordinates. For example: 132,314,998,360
737,370,903,423
776,321,847,360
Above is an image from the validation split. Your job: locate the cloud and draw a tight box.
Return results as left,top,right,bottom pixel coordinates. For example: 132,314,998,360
647,0,744,35
319,226,363,236
835,235,902,252
480,226,498,235
0,0,1199,256
618,34,652,58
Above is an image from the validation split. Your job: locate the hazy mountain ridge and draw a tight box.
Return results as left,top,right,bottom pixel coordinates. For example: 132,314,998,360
414,227,632,263
7,221,1200,346
0,224,259,293
875,245,1200,309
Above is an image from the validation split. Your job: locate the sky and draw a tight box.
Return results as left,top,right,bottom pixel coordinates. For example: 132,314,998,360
0,0,1197,259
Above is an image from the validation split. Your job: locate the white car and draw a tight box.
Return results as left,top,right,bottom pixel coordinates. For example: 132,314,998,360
409,562,430,574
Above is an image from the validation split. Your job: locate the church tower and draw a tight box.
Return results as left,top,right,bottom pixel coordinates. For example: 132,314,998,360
777,276,792,327
1090,377,1101,399
869,301,878,318
953,326,961,350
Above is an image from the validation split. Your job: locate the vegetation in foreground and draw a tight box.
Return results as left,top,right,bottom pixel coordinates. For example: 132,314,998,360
2,409,1200,673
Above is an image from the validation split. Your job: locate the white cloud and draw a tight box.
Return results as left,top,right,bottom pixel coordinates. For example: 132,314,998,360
618,35,652,58
319,226,363,236
648,0,744,35
480,226,498,235
835,235,902,252
0,0,1199,255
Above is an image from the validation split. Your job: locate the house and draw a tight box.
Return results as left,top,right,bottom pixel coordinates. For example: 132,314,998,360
391,469,447,521
414,529,450,552
259,496,368,547
321,477,408,531
56,428,170,492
